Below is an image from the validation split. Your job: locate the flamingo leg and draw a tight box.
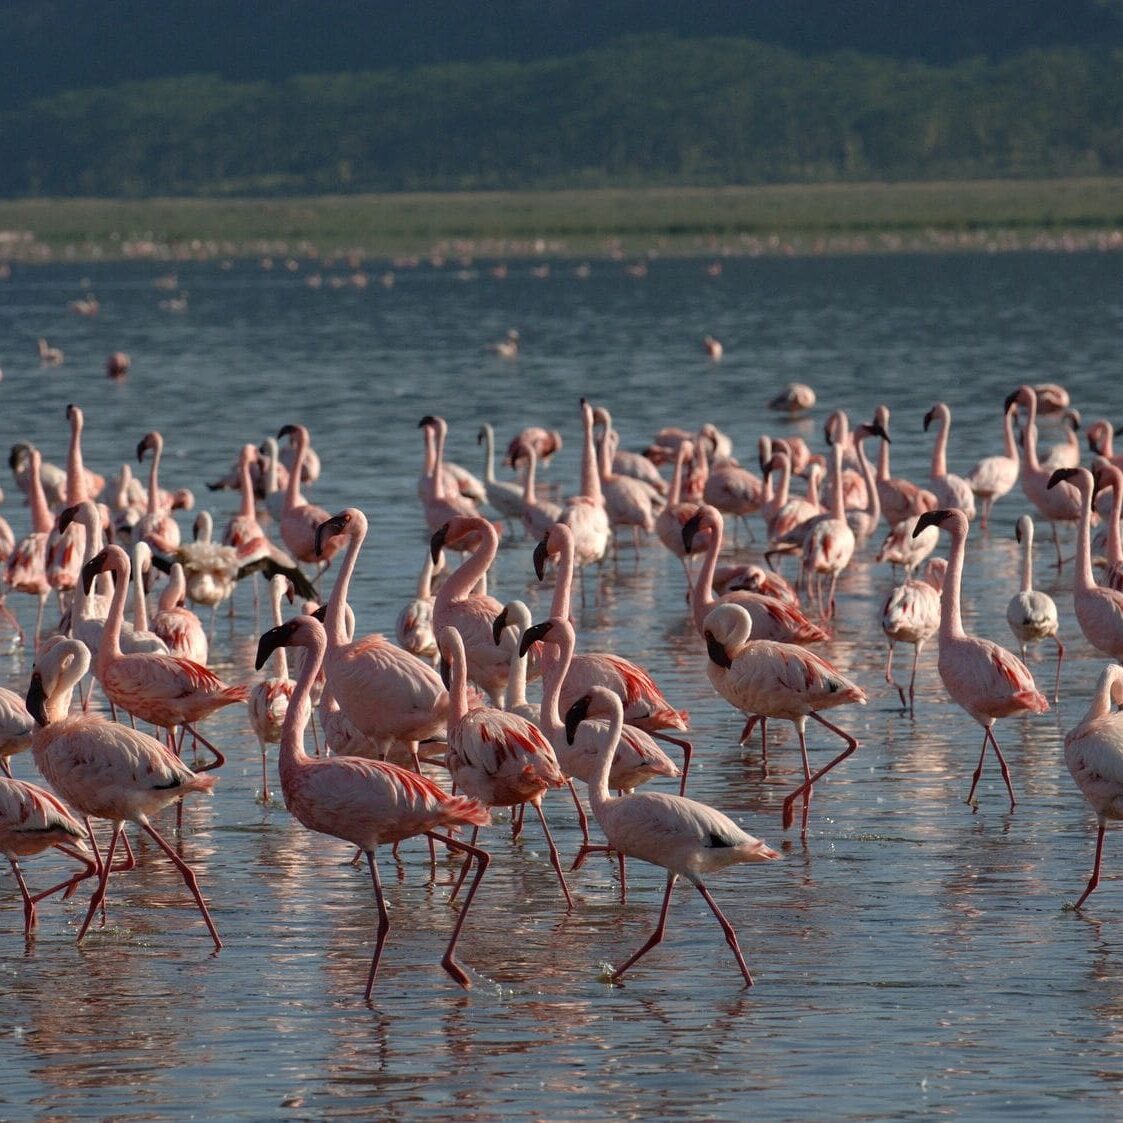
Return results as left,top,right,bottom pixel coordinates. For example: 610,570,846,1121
885,641,906,708
966,727,989,805
695,881,754,986
649,730,692,796
511,802,526,842
611,872,677,982
1053,636,1065,704
258,736,270,804
908,643,922,715
448,826,479,904
427,829,490,988
76,822,122,942
362,851,391,1000
986,726,1017,812
1074,820,1107,910
408,745,437,872
532,801,574,911
30,848,98,907
782,712,859,831
140,820,223,950
566,779,590,846
8,858,37,937
1052,521,1064,569
182,723,225,772
617,852,628,903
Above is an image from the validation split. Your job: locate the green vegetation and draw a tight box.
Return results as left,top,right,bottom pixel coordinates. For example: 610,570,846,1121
2,180,1121,262
1,38,1122,199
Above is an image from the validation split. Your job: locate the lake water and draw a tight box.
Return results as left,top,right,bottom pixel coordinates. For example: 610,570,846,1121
1,250,1122,1119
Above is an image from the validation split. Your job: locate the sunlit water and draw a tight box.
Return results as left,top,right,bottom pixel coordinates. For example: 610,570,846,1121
0,252,1122,1119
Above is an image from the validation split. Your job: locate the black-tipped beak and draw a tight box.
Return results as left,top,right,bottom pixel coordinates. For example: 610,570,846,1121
315,514,348,558
1048,468,1077,490
519,620,553,657
430,524,449,564
58,503,81,533
1003,391,1020,413
1014,522,1023,544
564,694,592,745
8,445,22,471
533,535,550,581
277,424,298,440
922,409,935,432
912,510,949,537
311,604,328,623
705,630,732,669
418,415,437,428
682,510,705,552
25,672,48,727
870,421,890,443
491,607,510,646
136,437,149,462
476,428,486,445
823,422,834,447
255,620,298,670
80,548,109,594
439,657,451,690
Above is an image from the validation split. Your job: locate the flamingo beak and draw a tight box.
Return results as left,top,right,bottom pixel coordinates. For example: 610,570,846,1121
682,510,705,552
25,672,48,727
255,620,299,670
58,504,81,533
277,424,298,440
430,524,449,564
491,607,510,647
439,657,451,690
315,514,348,558
704,630,732,669
311,604,328,623
922,409,935,432
1047,468,1078,490
870,421,890,443
1003,391,1020,413
533,536,550,581
80,548,110,594
519,620,553,657
912,510,951,537
418,415,437,429
564,694,592,745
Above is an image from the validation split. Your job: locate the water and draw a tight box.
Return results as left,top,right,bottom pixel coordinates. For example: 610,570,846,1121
0,251,1122,1120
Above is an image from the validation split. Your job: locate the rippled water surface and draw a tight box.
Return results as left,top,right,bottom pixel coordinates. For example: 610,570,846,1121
1,252,1123,1120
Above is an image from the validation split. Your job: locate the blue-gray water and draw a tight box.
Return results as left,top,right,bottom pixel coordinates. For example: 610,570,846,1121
0,252,1122,1120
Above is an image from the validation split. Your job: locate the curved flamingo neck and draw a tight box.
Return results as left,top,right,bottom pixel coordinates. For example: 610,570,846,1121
269,580,289,680
691,511,722,630
579,408,602,504
1020,523,1034,594
325,521,366,648
1020,393,1041,474
1107,475,1123,566
586,699,625,813
417,553,436,598
931,411,950,479
71,503,105,626
1002,409,1019,461
447,632,470,726
771,457,791,510
522,448,540,505
132,546,150,632
146,437,162,513
806,467,822,508
481,425,497,484
668,446,688,505
98,550,130,670
854,436,880,524
439,522,498,615
160,564,188,612
280,628,325,773
940,523,967,639
66,413,88,506
238,453,256,520
263,440,280,497
549,533,575,621
284,432,306,511
829,444,846,520
433,424,450,501
1074,480,1096,592
596,411,614,482
28,455,52,535
877,435,891,482
540,621,575,737
504,633,529,712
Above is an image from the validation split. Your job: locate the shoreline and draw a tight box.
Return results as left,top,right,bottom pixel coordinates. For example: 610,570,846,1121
2,179,1123,264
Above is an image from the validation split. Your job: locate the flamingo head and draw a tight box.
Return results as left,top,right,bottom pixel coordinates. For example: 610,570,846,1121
519,618,554,657
136,431,160,462
912,509,956,537
1047,467,1084,491
255,618,302,669
533,534,550,580
1014,515,1032,544
682,506,716,552
865,418,890,443
8,442,32,471
25,671,47,726
58,503,83,533
81,545,123,593
564,693,592,745
315,509,354,558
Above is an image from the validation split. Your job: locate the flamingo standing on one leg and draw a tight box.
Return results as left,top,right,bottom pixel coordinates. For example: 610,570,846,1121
1006,515,1063,703
248,575,296,803
881,557,946,714
1064,664,1123,910
564,687,778,986
26,637,222,949
911,509,1049,810
256,614,492,995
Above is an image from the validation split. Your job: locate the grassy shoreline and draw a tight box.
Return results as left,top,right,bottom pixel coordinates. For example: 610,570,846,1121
2,179,1123,262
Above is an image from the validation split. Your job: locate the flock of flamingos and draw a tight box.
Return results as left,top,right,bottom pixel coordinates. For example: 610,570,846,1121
2,379,1123,1002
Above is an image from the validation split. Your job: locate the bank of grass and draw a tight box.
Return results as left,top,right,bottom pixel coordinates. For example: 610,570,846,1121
3,179,1123,261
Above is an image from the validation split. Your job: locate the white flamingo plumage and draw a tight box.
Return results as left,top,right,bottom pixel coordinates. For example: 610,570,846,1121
966,399,1020,528
1006,515,1063,702
881,557,947,713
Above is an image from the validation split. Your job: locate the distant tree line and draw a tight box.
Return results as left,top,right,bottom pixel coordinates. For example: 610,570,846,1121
3,36,1122,197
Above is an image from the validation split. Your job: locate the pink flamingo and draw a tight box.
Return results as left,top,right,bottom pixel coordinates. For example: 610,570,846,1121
505,426,563,468
173,511,238,618
27,637,222,949
654,439,709,587
1093,461,1123,592
965,399,1020,529
151,562,209,664
1087,420,1123,470
395,547,443,665
46,404,99,599
417,416,480,532
881,557,947,713
1040,409,1082,472
762,448,821,545
558,399,610,570
313,509,449,757
872,406,936,527
1064,664,1123,909
1006,515,1063,702
593,407,663,547
802,415,856,619
0,775,93,937
256,614,492,995
276,424,342,570
477,423,525,532
440,625,573,910
768,382,816,414
134,431,182,553
683,506,828,644
222,444,296,570
515,442,562,539
911,509,1049,810
844,418,885,539
1007,385,1083,567
564,687,778,986
5,446,54,643
595,421,667,496
1034,382,1071,416
0,688,34,777
876,514,939,575
1048,468,1123,661
82,544,247,767
701,444,762,546
922,402,976,520
248,575,296,802
713,562,800,607
703,603,867,834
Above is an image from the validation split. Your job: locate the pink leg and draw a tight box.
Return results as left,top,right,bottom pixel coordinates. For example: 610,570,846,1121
140,820,223,950
77,822,122,942
532,801,574,911
907,643,923,715
362,851,391,1000
986,727,1017,812
651,730,692,797
567,779,590,846
782,712,859,832
611,872,677,982
696,882,754,986
30,846,98,908
428,830,491,988
965,727,989,805
448,826,479,904
183,723,225,772
511,802,526,842
1074,821,1107,910
8,858,37,937
617,851,628,903
258,737,270,804
1053,636,1065,704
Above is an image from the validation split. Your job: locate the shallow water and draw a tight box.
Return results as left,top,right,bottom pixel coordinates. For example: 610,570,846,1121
0,252,1122,1119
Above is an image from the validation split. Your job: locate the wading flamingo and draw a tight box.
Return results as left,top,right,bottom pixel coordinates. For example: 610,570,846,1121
881,558,947,713
1006,515,1063,702
248,575,296,802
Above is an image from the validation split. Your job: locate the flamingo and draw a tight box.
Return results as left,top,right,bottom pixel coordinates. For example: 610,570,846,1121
0,775,93,937
762,448,821,546
714,562,800,607
703,602,867,833
38,337,63,365
81,544,248,767
5,447,54,643
8,441,96,510
702,335,723,360
259,436,289,521
516,442,561,539
1064,664,1123,910
1047,468,1123,661
105,351,130,379
134,431,182,553
595,422,667,496
313,509,449,757
654,439,709,588
557,399,610,570
27,637,222,949
911,509,1049,810
1093,461,1123,592
255,614,492,995
248,575,296,802
0,688,34,778
645,425,732,465
417,416,481,532
491,601,541,722
277,425,322,487
876,514,939,575
802,414,856,619
170,511,238,617
923,402,976,520
881,558,947,713
395,547,443,665
768,383,816,415
683,506,827,644
126,542,172,655
505,426,562,468
842,417,885,539
488,328,520,359
476,422,525,532
46,404,101,599
440,625,573,910
1006,515,1063,702
1033,383,1071,416
1087,420,1123,470
564,687,778,986
598,425,660,550
872,406,937,528
1040,409,1082,473
701,444,762,545
151,562,209,664
1007,384,1084,567
276,424,342,571
966,399,1020,529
